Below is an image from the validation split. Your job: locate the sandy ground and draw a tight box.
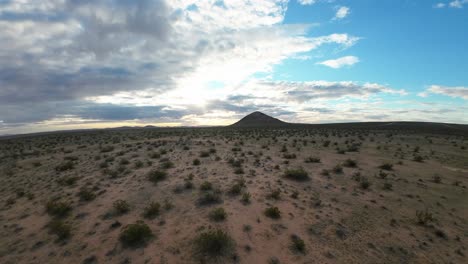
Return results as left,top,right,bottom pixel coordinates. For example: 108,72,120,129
0,127,467,263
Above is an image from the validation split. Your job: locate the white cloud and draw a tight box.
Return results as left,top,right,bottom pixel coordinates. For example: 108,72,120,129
317,56,359,69
297,0,316,5
449,0,468,8
425,85,468,99
334,6,350,20
434,0,468,8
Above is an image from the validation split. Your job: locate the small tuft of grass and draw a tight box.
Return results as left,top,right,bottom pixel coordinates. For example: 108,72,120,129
46,200,72,218
241,192,251,205
148,170,167,183
193,229,234,259
143,202,161,219
264,206,281,219
113,199,130,215
343,159,357,168
48,219,72,240
290,234,306,254
200,181,213,191
416,209,434,226
378,163,393,171
209,207,227,222
284,168,309,181
119,221,153,247
78,187,96,201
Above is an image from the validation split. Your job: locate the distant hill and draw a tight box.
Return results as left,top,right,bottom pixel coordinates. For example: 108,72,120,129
230,111,289,127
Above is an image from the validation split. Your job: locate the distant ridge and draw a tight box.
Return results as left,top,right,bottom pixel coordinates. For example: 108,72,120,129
230,111,289,127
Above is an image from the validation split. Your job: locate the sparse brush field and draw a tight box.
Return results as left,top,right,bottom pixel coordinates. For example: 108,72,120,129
0,127,467,263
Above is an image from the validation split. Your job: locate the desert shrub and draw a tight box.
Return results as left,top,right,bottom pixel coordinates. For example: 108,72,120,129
304,157,320,163
100,145,115,153
134,160,144,169
160,160,174,169
433,174,442,183
163,199,173,210
57,176,79,186
416,209,434,225
283,153,296,159
343,159,357,168
200,151,210,157
200,181,213,191
267,189,281,200
46,200,72,217
143,202,160,219
241,192,251,204
119,221,153,247
291,190,299,199
193,229,234,259
119,158,130,165
290,234,306,254
198,190,222,205
234,167,244,174
320,169,330,176
48,219,71,240
148,170,167,183
332,164,343,174
284,168,309,181
378,163,393,171
228,183,243,196
193,159,201,166
55,161,75,172
149,152,161,159
113,199,130,215
264,206,281,219
360,177,371,189
383,182,393,191
209,207,227,222
78,187,96,201
413,155,424,162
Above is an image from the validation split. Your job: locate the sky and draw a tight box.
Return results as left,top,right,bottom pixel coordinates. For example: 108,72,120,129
0,0,467,135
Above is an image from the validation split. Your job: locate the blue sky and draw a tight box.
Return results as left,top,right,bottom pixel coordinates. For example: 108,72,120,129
0,0,467,134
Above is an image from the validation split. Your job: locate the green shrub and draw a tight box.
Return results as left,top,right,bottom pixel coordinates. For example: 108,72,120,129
200,181,213,191
360,177,371,190
143,202,160,219
48,219,72,240
148,170,167,183
378,163,393,171
198,190,222,205
78,187,96,201
267,189,281,200
209,208,227,222
416,209,434,225
241,192,251,205
55,161,75,172
284,168,309,181
46,200,72,218
113,199,130,215
193,159,201,166
332,164,343,174
193,229,234,259
119,221,153,247
343,159,357,168
304,157,321,163
413,155,424,162
264,206,281,219
290,234,306,254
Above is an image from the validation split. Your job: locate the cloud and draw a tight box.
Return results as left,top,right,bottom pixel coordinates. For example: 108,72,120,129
0,0,364,131
297,0,316,5
317,56,359,69
449,0,468,8
333,6,350,20
433,1,468,8
424,85,468,99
